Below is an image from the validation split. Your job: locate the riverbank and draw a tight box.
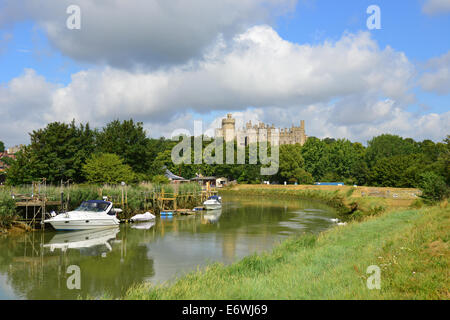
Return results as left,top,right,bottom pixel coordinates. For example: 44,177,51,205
124,203,449,299
221,184,419,219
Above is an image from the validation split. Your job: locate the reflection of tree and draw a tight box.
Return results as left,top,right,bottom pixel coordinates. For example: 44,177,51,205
0,229,155,299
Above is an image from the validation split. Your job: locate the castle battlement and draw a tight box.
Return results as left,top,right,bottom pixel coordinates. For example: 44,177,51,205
216,115,308,146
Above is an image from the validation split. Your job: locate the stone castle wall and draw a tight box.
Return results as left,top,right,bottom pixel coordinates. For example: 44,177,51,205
215,114,308,146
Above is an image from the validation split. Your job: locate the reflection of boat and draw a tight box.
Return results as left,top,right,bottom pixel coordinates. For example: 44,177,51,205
203,195,222,210
131,221,155,230
44,200,120,231
43,227,120,252
130,212,155,222
203,209,222,223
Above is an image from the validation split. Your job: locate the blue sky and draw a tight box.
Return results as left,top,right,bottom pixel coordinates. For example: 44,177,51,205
0,0,449,146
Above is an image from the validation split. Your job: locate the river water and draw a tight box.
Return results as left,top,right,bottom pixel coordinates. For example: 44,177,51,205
0,194,338,299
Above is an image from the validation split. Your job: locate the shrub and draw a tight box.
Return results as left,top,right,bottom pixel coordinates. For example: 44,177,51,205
419,172,449,202
0,193,16,228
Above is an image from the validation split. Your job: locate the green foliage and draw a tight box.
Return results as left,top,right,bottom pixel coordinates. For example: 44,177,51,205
0,141,4,152
96,119,150,174
419,171,449,202
152,175,170,184
0,192,16,228
6,121,95,184
83,153,136,185
366,134,419,167
3,117,449,192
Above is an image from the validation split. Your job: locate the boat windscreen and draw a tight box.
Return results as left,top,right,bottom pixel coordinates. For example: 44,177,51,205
75,201,109,212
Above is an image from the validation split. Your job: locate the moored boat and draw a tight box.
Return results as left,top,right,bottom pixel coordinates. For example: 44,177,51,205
203,195,222,210
44,200,120,231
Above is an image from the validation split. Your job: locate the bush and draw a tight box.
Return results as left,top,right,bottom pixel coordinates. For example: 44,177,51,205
419,172,449,202
152,175,170,185
0,193,16,228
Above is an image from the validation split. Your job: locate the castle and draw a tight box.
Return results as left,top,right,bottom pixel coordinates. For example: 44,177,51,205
215,114,308,146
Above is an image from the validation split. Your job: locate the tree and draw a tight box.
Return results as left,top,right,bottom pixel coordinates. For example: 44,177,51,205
301,137,330,181
419,171,449,202
365,134,418,167
82,153,135,185
96,119,150,174
0,141,4,152
6,121,95,184
278,144,306,183
369,154,421,188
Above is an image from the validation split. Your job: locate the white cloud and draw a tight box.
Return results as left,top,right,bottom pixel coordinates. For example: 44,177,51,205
0,0,295,68
419,50,450,95
422,0,450,15
1,27,447,146
43,27,415,122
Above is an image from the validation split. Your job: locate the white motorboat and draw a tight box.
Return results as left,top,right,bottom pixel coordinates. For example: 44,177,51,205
130,211,156,222
203,195,222,210
44,200,120,231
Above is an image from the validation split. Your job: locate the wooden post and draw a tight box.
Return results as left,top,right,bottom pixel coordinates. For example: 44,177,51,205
121,186,124,209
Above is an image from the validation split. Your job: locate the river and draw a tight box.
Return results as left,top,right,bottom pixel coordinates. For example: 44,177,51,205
0,194,338,299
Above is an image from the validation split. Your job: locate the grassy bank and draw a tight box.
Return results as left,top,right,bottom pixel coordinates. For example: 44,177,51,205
124,204,449,300
221,185,395,220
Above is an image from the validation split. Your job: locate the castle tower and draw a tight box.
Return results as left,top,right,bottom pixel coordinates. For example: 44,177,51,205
222,113,236,142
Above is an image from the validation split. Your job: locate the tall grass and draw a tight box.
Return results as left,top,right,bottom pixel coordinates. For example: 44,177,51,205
123,205,449,300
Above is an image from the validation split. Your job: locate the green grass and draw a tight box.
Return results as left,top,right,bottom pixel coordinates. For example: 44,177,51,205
123,205,449,300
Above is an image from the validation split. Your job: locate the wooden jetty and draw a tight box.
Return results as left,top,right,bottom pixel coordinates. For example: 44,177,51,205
10,180,218,229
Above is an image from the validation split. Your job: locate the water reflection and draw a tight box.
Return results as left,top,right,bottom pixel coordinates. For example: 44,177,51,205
0,194,337,299
43,228,120,254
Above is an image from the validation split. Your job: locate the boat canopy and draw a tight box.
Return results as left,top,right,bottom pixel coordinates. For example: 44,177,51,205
75,200,111,212
208,195,221,201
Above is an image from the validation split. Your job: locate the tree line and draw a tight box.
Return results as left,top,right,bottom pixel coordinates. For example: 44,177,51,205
1,119,448,200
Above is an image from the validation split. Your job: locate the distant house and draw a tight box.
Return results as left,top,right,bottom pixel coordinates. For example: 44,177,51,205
216,177,228,188
164,168,190,184
0,151,16,184
191,176,217,188
6,145,24,155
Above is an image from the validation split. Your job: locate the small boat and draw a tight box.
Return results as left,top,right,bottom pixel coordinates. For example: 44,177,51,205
130,212,155,222
160,211,174,216
203,195,222,210
44,200,120,231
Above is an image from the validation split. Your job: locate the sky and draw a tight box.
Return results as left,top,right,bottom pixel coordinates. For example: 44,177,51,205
0,0,449,147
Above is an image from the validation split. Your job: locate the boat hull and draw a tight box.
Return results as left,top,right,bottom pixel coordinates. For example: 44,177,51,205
46,219,119,231
203,201,222,210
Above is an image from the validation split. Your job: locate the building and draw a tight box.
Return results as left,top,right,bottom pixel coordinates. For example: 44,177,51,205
7,145,24,154
0,151,16,184
215,114,308,146
164,168,190,184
